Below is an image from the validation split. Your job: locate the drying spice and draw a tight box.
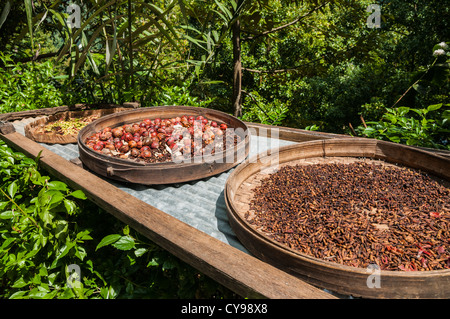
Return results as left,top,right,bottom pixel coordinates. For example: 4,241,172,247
38,115,99,135
246,161,450,271
85,115,241,163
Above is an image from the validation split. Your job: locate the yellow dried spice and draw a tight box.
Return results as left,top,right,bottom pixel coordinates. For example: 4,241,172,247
41,115,99,135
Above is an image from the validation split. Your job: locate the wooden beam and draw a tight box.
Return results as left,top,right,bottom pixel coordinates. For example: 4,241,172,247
0,129,335,299
245,122,352,142
246,122,450,158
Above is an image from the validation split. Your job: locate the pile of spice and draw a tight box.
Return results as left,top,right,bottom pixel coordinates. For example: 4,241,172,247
246,161,450,271
38,115,99,136
84,115,242,163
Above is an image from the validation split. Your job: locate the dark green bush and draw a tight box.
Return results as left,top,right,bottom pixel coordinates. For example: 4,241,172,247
0,140,238,299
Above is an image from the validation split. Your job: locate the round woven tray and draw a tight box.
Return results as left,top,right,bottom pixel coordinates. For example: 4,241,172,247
25,108,129,144
225,138,450,298
77,106,250,185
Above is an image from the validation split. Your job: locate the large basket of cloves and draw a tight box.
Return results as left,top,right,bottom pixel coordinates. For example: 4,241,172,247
225,138,450,298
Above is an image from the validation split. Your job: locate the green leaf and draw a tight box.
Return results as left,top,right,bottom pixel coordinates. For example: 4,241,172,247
112,235,135,251
0,201,9,210
47,181,69,191
96,234,121,250
54,220,68,240
76,229,93,241
28,288,48,299
388,136,401,143
396,107,410,117
1,237,15,250
63,199,77,215
9,291,28,299
442,110,450,120
12,276,28,288
0,1,11,31
55,242,76,261
427,103,442,112
47,190,65,208
134,248,147,257
69,190,87,200
147,258,159,267
0,210,14,219
7,180,17,198
383,113,397,124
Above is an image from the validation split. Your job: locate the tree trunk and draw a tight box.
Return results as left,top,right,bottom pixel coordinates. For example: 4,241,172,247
232,17,242,118
128,0,134,90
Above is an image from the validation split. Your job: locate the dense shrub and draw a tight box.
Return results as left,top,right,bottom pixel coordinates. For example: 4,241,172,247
0,140,238,299
0,53,64,113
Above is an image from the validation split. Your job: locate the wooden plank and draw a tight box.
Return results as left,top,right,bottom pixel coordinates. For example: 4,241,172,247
245,122,351,142
0,130,335,299
246,122,450,158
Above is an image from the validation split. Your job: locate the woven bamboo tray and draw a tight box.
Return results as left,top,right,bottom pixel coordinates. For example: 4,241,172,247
225,138,450,298
25,108,129,144
77,106,250,185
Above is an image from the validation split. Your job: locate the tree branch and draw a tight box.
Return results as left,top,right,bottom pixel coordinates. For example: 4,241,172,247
242,2,329,41
11,51,59,64
242,54,326,74
242,66,302,74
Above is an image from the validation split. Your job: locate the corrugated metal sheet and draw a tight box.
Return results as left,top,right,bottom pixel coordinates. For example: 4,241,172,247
12,118,295,253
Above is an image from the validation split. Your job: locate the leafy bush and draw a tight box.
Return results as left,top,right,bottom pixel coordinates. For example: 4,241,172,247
152,81,216,108
356,42,450,150
241,90,289,125
356,104,450,150
0,141,98,298
93,225,236,299
0,140,238,299
0,53,64,113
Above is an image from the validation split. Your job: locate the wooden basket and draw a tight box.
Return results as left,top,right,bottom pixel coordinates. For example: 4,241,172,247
77,106,250,185
25,108,129,144
224,138,450,298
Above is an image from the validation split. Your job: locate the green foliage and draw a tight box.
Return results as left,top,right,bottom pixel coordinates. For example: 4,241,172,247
0,140,238,299
0,53,64,113
93,224,237,299
241,90,288,125
356,41,450,150
152,81,216,108
356,104,450,150
0,140,99,299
